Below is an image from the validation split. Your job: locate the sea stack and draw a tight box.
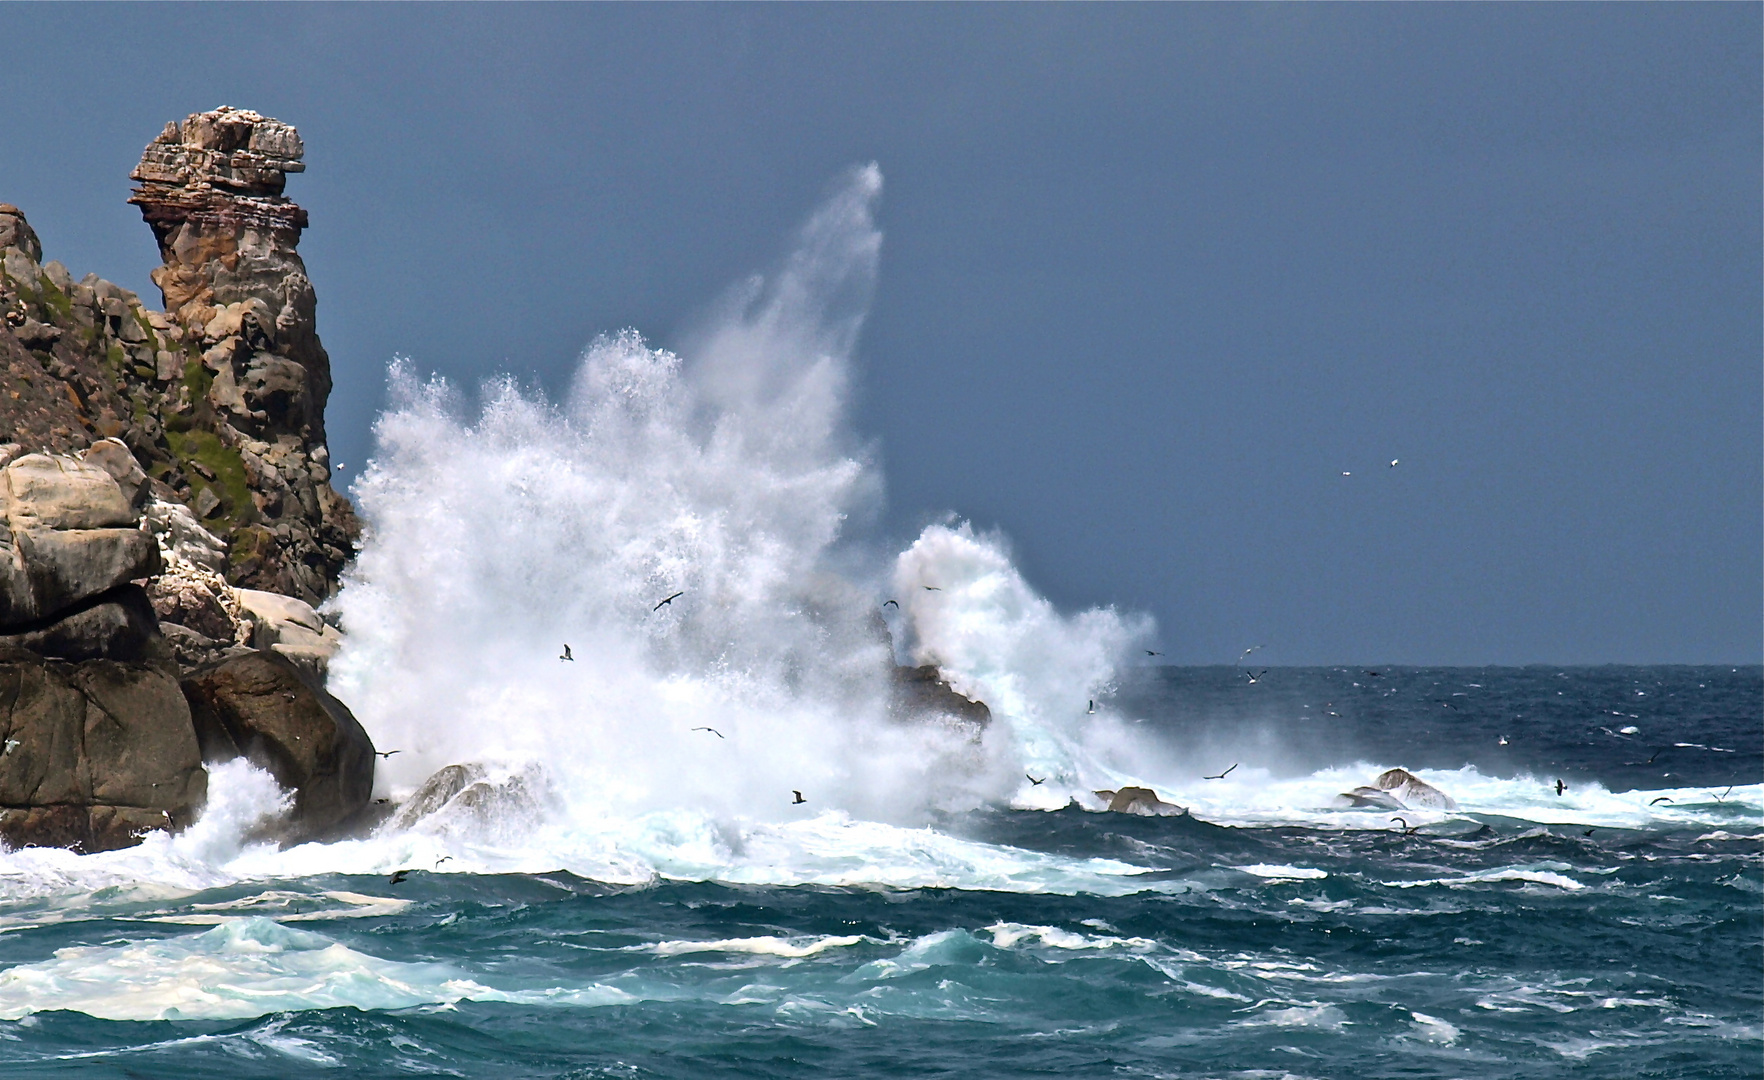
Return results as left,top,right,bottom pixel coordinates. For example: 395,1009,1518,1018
128,106,357,605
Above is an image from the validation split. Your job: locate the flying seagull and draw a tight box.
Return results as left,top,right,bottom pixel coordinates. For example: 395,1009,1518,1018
1145,650,1162,657
1341,471,1352,477
882,600,899,609
1390,816,1417,835
1086,700,1096,714
435,856,453,867
791,790,806,805
653,591,685,611
691,726,725,739
1245,670,1268,685
1649,796,1672,806
560,644,574,661
1714,786,1733,803
923,585,942,591
1238,644,1265,663
389,870,410,885
1555,779,1567,796
1389,459,1399,468
374,749,401,759
1026,774,1046,786
1203,763,1238,780
1625,748,1665,766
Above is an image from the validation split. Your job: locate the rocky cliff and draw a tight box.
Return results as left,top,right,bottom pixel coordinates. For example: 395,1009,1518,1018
1,107,356,609
0,108,374,851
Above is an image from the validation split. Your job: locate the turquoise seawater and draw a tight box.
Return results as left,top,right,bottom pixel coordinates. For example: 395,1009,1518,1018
0,666,1756,1078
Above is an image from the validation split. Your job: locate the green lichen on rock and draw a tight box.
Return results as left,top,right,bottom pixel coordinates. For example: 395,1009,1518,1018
162,426,255,529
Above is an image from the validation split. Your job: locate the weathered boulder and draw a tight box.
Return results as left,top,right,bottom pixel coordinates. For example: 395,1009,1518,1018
0,649,206,852
0,453,162,663
0,585,159,663
181,650,373,841
890,665,991,727
234,587,341,678
389,763,546,836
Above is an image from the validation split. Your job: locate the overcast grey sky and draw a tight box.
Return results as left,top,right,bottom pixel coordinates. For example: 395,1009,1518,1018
2,4,1757,664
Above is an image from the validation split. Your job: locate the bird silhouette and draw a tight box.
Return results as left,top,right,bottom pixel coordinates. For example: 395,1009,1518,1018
791,790,806,805
1390,816,1417,835
389,870,410,885
1203,764,1238,780
1649,796,1672,805
1026,774,1046,786
1086,700,1096,714
1625,748,1665,766
1238,644,1266,663
374,750,401,759
1145,650,1162,657
882,600,899,609
922,585,942,591
1245,670,1268,685
560,644,574,661
691,727,725,739
653,591,684,611
1555,779,1567,795
1389,459,1399,468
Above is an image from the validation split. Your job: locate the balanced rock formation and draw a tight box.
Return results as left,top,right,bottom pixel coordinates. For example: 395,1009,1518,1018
128,107,357,605
1094,786,1187,816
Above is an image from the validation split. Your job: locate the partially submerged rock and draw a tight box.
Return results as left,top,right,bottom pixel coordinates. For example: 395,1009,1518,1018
1374,768,1457,810
1094,786,1187,816
1334,786,1408,811
181,650,373,842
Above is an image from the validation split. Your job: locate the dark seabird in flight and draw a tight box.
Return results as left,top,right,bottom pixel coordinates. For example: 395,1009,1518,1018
1245,670,1267,685
389,870,410,885
1086,700,1096,714
560,644,574,661
374,750,401,759
1390,816,1417,835
1203,764,1238,780
1649,796,1672,805
1555,779,1566,796
1145,650,1162,657
923,585,942,591
1625,748,1665,766
436,856,453,867
691,727,725,739
1026,774,1046,786
882,600,899,609
653,591,685,611
792,790,806,804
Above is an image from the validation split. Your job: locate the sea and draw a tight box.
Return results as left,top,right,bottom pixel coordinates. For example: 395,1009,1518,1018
1,168,1757,1077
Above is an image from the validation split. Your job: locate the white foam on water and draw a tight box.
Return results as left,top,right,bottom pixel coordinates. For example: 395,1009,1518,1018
643,934,869,959
1407,1011,1461,1044
1233,865,1329,880
1383,863,1586,891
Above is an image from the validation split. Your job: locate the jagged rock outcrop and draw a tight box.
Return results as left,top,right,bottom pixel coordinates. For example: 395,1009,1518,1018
182,650,374,843
128,107,357,605
890,664,992,728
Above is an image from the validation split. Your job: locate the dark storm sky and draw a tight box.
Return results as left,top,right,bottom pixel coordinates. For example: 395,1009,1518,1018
2,4,1757,664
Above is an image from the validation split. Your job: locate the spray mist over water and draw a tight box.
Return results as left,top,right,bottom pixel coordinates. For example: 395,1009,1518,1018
327,165,1154,863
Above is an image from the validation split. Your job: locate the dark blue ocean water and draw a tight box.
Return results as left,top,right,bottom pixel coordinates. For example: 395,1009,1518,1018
0,666,1756,1078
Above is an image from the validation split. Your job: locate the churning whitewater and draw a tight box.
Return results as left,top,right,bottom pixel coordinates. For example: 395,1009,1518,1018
321,165,1154,885
0,167,1756,1079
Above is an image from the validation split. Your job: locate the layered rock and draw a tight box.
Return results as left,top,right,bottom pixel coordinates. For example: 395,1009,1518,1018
128,107,357,605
